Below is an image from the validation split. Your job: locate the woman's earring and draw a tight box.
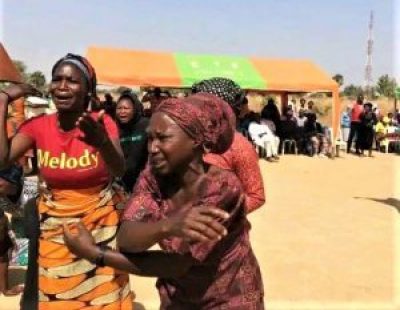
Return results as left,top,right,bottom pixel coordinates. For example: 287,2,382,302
202,143,212,153
87,100,93,111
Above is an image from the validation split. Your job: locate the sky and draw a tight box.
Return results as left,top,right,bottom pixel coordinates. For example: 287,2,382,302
0,0,395,86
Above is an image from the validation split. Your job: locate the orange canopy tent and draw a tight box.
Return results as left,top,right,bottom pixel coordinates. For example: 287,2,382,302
0,43,22,83
250,57,341,138
86,46,340,137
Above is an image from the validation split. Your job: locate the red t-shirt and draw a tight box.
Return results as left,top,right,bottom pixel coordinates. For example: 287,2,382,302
351,103,364,122
204,132,265,213
18,113,119,189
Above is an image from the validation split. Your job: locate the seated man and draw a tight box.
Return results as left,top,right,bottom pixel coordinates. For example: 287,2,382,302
303,113,330,157
248,113,280,162
278,107,300,153
0,165,24,296
296,109,308,128
375,116,389,150
385,115,400,152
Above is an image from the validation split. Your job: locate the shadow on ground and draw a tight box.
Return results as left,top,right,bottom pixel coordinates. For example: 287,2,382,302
133,302,147,310
354,197,400,212
8,267,26,287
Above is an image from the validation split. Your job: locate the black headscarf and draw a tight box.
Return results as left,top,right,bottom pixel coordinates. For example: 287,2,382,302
116,91,144,128
191,77,246,116
116,91,148,192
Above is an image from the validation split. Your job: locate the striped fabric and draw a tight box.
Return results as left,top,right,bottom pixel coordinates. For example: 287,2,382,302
37,184,133,310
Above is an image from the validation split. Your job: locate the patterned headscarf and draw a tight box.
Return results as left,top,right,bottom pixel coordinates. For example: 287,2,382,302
191,77,246,114
155,93,235,154
52,53,97,102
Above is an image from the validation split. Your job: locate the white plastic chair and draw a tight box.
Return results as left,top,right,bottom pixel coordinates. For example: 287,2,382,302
281,139,297,155
328,127,346,157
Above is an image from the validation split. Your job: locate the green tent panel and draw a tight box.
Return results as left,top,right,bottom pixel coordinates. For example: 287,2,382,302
174,53,266,89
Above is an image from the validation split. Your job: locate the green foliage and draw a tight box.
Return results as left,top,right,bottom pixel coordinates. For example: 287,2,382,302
332,74,344,87
28,71,46,91
395,87,400,99
13,60,29,82
13,60,27,75
0,82,10,91
342,84,364,98
12,59,47,91
376,74,397,98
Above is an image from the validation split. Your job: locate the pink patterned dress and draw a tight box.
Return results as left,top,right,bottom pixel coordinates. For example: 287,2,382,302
122,165,264,309
204,132,265,213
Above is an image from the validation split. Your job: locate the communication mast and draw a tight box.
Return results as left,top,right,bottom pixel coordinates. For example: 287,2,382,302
364,10,374,98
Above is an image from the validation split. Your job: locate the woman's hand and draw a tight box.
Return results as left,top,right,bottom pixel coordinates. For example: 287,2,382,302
63,221,98,261
165,206,229,243
76,110,109,148
0,83,42,103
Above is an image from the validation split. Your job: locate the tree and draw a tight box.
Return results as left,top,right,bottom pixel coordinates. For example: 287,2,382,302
12,60,48,92
28,71,46,91
332,74,344,87
343,84,364,98
376,74,397,98
12,60,29,82
115,86,131,94
13,60,28,82
13,60,27,75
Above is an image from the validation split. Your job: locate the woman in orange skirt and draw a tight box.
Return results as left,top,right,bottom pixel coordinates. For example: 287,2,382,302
0,54,133,310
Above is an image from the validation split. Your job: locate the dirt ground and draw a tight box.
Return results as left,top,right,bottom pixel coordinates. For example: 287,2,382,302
1,152,398,310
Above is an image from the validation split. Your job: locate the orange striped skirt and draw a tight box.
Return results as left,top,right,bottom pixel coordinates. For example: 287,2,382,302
37,184,133,310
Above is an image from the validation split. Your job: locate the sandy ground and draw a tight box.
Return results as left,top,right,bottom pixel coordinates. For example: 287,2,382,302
1,152,398,310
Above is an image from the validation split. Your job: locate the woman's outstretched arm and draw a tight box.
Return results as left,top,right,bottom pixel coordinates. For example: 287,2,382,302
63,222,195,278
117,205,228,252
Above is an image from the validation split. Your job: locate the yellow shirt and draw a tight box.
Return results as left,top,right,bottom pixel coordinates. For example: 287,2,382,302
375,122,388,135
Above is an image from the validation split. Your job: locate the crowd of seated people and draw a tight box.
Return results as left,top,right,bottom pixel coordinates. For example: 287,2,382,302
134,92,400,158
240,98,333,159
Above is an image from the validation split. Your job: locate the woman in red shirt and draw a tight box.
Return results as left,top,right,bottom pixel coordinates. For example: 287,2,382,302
347,94,364,154
192,78,265,213
0,54,132,309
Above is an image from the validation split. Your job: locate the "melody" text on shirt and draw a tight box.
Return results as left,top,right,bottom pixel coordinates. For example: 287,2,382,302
37,149,99,169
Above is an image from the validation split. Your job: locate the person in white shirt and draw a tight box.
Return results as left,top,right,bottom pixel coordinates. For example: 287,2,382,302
248,113,280,161
296,109,307,128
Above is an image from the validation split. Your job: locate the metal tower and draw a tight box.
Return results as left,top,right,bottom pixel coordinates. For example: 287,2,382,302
364,10,374,98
